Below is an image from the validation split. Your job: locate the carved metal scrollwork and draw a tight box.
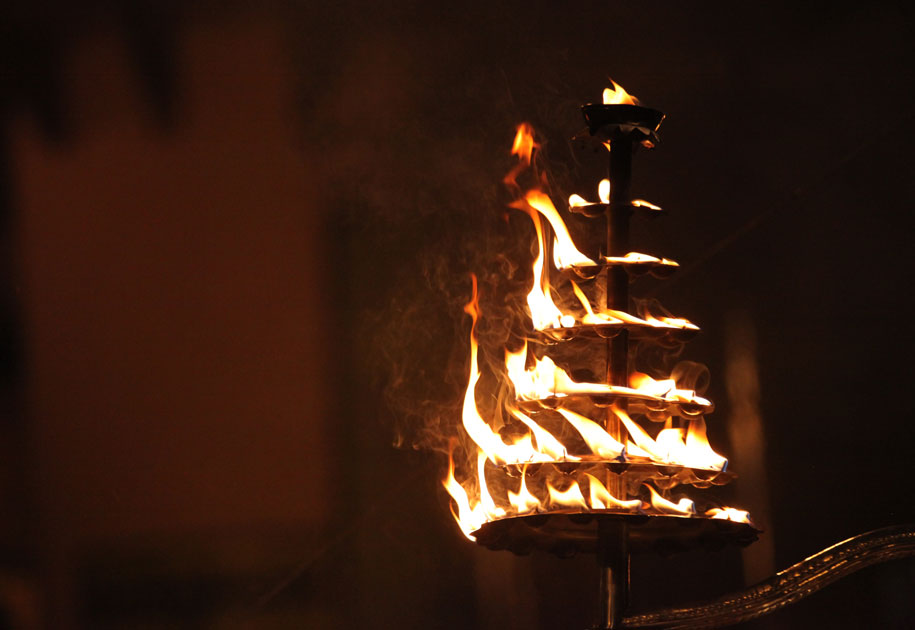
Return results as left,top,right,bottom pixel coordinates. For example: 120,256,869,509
624,523,915,628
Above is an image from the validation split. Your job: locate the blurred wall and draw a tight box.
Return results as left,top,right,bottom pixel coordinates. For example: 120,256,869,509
12,9,332,629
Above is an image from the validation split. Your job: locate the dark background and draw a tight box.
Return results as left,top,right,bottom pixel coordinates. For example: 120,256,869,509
0,1,913,628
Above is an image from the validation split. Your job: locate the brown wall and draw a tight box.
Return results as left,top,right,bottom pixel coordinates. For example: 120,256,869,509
14,13,331,628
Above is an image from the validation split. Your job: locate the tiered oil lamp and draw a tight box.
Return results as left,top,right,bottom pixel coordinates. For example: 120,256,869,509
443,81,755,628
440,81,915,629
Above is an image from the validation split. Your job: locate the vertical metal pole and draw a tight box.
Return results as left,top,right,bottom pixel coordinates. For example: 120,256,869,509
598,519,629,628
605,137,633,482
598,137,634,629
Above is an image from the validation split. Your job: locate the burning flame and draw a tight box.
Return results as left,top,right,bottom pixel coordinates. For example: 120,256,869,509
567,179,610,209
630,371,711,406
513,190,595,269
439,113,753,541
586,474,642,511
631,199,661,211
706,507,753,525
504,123,540,188
603,79,639,106
646,484,695,516
443,444,486,539
460,276,564,466
599,179,610,204
603,252,678,267
508,406,573,461
522,211,569,330
507,468,540,514
556,408,625,459
510,123,537,164
477,451,506,520
569,187,659,214
506,346,712,414
530,270,695,332
570,280,621,326
506,348,614,400
547,480,589,510
614,404,726,471
568,193,588,208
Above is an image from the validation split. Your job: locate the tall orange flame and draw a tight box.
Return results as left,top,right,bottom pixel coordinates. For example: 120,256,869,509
461,275,557,465
519,212,567,330
443,443,485,540
513,190,595,269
